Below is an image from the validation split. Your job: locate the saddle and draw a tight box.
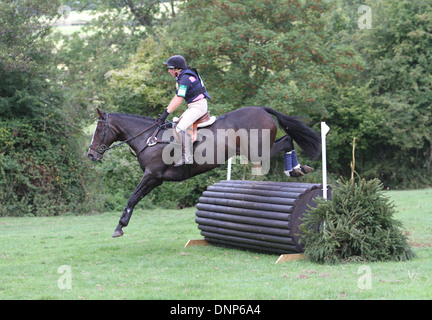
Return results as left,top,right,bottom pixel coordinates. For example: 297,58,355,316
146,112,216,150
173,112,216,143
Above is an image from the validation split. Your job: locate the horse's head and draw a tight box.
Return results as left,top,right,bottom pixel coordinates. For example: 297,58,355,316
87,108,117,161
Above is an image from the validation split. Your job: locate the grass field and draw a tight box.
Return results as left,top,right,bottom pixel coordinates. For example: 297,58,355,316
0,188,431,300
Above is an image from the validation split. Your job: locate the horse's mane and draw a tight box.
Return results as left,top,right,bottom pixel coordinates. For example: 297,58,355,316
109,112,156,122
107,112,175,130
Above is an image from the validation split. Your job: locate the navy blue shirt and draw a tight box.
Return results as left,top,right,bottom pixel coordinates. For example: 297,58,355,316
176,68,211,104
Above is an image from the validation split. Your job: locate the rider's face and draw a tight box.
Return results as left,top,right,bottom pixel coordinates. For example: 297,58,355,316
168,68,180,78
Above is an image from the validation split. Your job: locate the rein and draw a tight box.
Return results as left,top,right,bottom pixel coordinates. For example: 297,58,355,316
89,114,164,158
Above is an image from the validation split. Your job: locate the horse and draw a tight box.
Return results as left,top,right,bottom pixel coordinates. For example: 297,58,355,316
87,106,321,237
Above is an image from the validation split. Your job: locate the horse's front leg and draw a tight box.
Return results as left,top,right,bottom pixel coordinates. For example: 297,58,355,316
112,208,132,238
112,172,163,238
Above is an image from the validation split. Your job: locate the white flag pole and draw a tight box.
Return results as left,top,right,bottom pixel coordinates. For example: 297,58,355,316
227,157,232,180
321,122,330,200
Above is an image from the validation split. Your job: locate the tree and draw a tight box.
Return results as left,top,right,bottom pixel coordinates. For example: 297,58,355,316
0,0,91,216
355,0,432,187
0,0,63,118
104,38,171,116
55,0,178,123
300,178,416,264
169,0,363,118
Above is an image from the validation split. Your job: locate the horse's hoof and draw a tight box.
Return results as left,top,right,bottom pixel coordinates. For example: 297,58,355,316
301,165,314,174
289,168,304,178
112,229,124,238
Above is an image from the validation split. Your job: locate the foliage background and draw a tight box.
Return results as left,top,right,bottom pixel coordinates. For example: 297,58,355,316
0,0,431,216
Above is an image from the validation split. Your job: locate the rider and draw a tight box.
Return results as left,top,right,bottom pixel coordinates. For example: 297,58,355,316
158,55,211,166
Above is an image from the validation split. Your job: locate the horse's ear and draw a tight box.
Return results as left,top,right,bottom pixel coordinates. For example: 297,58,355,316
96,108,105,120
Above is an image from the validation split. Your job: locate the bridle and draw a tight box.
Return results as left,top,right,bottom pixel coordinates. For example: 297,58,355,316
88,114,162,157
88,117,114,155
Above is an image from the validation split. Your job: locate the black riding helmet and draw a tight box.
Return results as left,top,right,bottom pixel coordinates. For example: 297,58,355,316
163,55,187,69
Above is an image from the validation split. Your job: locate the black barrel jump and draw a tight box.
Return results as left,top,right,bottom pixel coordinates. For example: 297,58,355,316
195,180,329,255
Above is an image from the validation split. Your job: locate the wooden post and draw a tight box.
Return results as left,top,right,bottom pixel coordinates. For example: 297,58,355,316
275,253,306,264
184,239,209,248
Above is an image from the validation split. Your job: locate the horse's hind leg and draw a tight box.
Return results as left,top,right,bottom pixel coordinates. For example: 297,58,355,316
270,135,314,177
270,135,294,157
112,172,162,238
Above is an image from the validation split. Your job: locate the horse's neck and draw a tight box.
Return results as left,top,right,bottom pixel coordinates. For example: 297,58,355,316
110,114,155,141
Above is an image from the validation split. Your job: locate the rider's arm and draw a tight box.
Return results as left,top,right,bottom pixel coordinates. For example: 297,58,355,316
166,95,184,113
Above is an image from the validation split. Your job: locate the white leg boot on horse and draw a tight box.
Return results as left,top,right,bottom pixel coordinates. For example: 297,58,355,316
284,150,315,177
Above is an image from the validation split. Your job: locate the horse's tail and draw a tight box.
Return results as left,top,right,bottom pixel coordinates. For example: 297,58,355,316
262,107,321,161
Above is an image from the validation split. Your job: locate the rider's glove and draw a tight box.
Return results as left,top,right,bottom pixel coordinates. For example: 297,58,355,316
158,109,170,122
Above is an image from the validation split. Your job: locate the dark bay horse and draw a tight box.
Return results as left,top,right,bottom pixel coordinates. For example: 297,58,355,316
88,106,321,237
